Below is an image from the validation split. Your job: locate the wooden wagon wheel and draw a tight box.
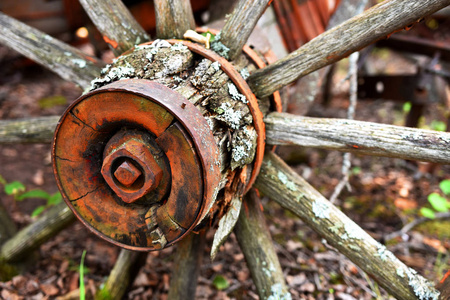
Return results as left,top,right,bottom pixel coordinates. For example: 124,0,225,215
1,0,450,299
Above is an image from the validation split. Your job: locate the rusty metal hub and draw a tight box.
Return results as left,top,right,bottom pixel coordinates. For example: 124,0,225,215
52,79,221,251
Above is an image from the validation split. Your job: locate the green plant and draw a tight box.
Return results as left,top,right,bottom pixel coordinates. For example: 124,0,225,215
420,179,450,219
212,275,229,290
0,174,62,217
79,250,87,300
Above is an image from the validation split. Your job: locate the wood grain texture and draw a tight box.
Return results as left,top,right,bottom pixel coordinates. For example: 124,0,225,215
234,190,290,300
289,0,367,115
0,116,59,144
0,12,103,90
167,232,206,300
79,0,150,56
248,0,450,98
255,152,440,300
220,0,271,60
265,112,450,164
0,203,75,263
154,0,196,39
96,249,147,300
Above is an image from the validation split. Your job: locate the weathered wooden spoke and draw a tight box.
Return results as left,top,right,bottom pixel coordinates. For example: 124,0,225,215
0,203,75,264
0,116,59,144
255,152,440,300
154,0,196,39
0,0,448,298
248,0,450,98
0,12,103,90
96,249,147,300
234,190,290,299
265,112,450,164
79,0,150,56
220,0,272,60
167,232,206,300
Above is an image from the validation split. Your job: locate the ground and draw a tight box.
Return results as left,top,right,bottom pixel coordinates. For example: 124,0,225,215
0,42,449,300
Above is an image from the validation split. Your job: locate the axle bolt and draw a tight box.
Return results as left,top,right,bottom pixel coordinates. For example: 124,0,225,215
113,160,142,187
101,130,164,203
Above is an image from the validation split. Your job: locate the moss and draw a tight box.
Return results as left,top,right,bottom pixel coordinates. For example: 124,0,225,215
416,220,450,239
0,260,19,281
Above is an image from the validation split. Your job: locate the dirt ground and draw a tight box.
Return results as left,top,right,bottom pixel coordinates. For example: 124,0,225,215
0,39,449,300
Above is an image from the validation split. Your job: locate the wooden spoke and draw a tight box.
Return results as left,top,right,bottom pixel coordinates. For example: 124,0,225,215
0,116,59,144
154,0,196,39
248,0,450,98
234,190,290,300
96,249,147,300
167,232,206,300
290,0,368,115
255,152,440,300
219,0,271,60
265,112,450,164
0,203,75,264
79,0,150,56
0,12,103,90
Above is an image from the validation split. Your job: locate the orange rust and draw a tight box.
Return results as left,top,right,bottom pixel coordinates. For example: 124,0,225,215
53,80,221,251
103,35,118,48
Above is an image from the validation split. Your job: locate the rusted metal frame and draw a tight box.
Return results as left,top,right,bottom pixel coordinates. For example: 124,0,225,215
154,39,266,193
53,80,221,251
272,0,299,52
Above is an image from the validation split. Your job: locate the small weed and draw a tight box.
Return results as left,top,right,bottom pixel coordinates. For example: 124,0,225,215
79,250,87,300
420,179,450,219
0,174,62,217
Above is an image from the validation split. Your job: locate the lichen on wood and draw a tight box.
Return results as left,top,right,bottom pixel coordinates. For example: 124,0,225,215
219,0,272,60
0,12,103,90
255,152,440,300
0,116,59,144
79,0,150,56
265,112,450,164
234,190,291,300
88,43,270,227
248,0,450,98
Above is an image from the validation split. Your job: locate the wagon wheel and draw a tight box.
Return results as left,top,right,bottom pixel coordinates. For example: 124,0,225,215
1,0,450,299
